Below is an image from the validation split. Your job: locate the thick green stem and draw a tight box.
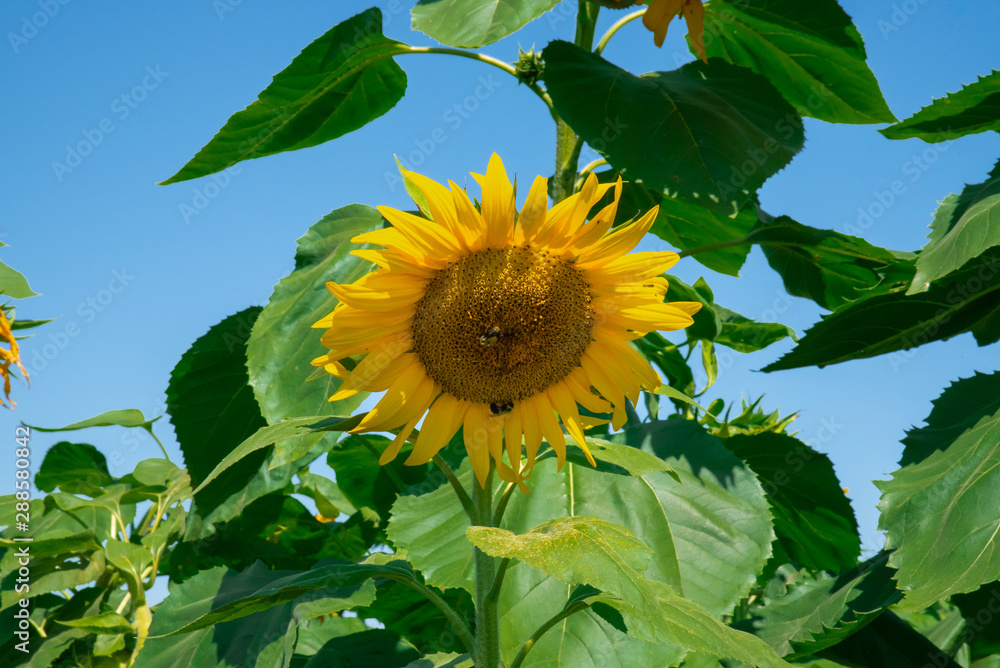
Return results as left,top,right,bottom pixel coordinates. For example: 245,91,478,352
551,0,601,203
472,467,500,668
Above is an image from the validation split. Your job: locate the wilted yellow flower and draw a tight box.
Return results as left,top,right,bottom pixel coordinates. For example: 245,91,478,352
0,308,29,408
642,0,707,60
313,155,700,490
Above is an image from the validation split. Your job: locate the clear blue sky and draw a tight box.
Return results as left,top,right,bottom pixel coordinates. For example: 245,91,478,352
3,0,999,558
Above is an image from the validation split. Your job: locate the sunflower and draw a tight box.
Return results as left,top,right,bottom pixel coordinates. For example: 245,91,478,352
312,155,701,490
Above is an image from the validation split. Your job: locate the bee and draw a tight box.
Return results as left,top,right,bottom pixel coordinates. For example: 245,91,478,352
490,401,513,416
478,326,501,347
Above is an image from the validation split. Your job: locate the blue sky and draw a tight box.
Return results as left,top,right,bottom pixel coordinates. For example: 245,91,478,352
3,0,999,558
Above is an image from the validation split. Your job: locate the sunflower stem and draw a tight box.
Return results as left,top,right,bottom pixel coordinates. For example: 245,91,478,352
552,0,600,204
492,481,516,527
433,454,475,521
594,8,647,55
400,46,556,120
472,465,501,668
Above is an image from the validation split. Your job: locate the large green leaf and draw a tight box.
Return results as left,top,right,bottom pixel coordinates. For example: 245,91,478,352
763,250,1000,371
469,518,791,667
909,159,1000,293
724,432,859,574
161,9,408,184
749,214,909,310
167,308,270,515
411,0,560,48
880,70,1000,142
247,204,384,465
900,371,1000,466
543,42,803,214
745,553,901,658
876,379,1000,611
703,0,894,124
604,420,774,615
34,442,114,495
136,561,377,668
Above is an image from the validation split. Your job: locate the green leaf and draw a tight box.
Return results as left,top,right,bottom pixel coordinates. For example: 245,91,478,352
748,214,909,310
161,561,381,636
403,654,473,668
546,438,680,480
247,204,384,464
469,518,791,667
724,432,859,574
300,628,420,667
355,580,474,657
167,308,273,515
816,610,964,668
165,494,370,580
468,516,653,586
1,549,105,612
603,420,774,615
901,371,1000,466
328,434,452,528
34,442,114,495
28,408,158,432
703,0,895,124
654,384,712,414
877,382,1000,611
161,8,408,184
411,0,559,47
745,553,902,658
658,199,758,275
296,470,355,518
953,581,1000,659
0,259,37,298
385,460,491,596
136,561,378,668
105,539,153,598
909,158,1000,293
189,417,330,496
713,305,796,353
635,332,695,398
543,42,803,214
763,250,1000,371
880,70,1000,142
57,611,134,635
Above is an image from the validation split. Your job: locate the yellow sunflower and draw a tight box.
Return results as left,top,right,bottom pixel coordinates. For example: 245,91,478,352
312,154,700,490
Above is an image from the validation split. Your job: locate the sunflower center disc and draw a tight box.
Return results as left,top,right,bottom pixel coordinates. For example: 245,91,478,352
412,247,594,404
